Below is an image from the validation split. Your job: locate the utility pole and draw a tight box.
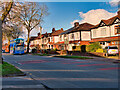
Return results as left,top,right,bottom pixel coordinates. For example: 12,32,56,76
40,26,42,50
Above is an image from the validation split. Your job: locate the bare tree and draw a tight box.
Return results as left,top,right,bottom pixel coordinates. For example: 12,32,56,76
0,1,13,64
13,2,48,53
0,1,13,23
2,24,24,41
1,1,22,45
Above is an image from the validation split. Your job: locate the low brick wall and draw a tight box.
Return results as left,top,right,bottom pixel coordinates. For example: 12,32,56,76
89,52,105,57
67,51,105,57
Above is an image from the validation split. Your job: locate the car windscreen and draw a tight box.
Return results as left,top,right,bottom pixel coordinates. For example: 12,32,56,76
109,47,118,49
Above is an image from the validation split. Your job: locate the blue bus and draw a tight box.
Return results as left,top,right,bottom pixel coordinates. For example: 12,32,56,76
10,38,25,54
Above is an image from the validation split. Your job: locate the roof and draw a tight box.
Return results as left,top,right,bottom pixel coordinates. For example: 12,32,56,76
92,11,120,29
60,27,75,35
74,23,94,31
51,29,64,36
29,36,37,41
60,23,94,35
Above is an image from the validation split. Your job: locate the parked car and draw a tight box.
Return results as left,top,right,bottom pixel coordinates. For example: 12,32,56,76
104,46,118,56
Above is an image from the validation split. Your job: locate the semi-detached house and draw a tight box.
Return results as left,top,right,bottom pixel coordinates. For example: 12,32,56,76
91,10,120,51
59,22,94,51
48,28,64,49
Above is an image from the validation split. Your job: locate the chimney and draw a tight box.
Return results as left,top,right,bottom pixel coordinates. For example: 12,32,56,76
61,28,63,31
52,28,55,32
117,10,120,16
38,33,40,36
74,22,79,27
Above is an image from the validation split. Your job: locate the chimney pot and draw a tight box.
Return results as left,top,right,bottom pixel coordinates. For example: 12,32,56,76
52,28,55,32
74,22,79,27
61,28,63,31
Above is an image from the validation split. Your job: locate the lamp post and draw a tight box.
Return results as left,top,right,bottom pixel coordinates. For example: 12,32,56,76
40,26,42,51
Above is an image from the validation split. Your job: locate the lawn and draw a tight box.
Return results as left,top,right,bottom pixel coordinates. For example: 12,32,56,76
1,62,24,77
54,55,93,59
32,53,51,56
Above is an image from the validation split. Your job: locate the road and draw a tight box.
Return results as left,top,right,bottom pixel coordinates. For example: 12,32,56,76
3,54,119,89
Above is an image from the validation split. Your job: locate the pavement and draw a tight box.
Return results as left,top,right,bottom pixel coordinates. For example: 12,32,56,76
2,53,119,89
2,76,45,89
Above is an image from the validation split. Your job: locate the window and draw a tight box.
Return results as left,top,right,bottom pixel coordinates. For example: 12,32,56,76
71,33,74,39
60,35,62,41
51,45,53,49
100,42,105,45
100,42,102,45
51,37,53,42
115,41,118,45
76,33,79,39
111,42,114,44
72,46,76,49
64,34,66,37
49,45,50,49
115,25,120,34
101,28,106,36
105,47,108,49
109,47,118,49
93,30,96,37
103,42,105,45
45,39,46,43
42,39,44,43
48,38,50,42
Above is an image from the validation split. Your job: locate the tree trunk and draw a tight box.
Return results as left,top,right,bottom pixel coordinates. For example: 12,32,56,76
27,30,30,53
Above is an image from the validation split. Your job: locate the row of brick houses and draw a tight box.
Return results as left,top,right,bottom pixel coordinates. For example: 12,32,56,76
30,10,120,53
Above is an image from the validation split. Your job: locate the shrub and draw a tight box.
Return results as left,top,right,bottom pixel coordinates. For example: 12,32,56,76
87,42,102,52
96,49,104,53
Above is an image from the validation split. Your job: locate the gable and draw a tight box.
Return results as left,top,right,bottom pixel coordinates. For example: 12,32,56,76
99,21,106,27
113,18,120,24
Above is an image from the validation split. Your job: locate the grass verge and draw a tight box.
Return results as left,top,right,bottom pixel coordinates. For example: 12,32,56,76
1,62,25,77
32,53,51,56
54,55,93,59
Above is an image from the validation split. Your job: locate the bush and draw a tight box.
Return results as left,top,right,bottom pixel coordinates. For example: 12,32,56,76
86,42,102,52
96,49,104,53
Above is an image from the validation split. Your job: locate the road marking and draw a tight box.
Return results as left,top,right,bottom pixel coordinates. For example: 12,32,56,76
17,60,48,64
62,61,90,64
77,63,110,67
98,67,120,70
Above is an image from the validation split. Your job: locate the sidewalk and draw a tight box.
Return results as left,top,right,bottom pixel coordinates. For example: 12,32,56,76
47,54,120,63
2,76,45,89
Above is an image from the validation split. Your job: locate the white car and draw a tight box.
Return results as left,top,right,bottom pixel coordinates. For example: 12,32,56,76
104,46,118,56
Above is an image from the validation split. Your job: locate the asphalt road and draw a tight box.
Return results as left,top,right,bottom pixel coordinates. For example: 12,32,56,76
3,54,119,89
